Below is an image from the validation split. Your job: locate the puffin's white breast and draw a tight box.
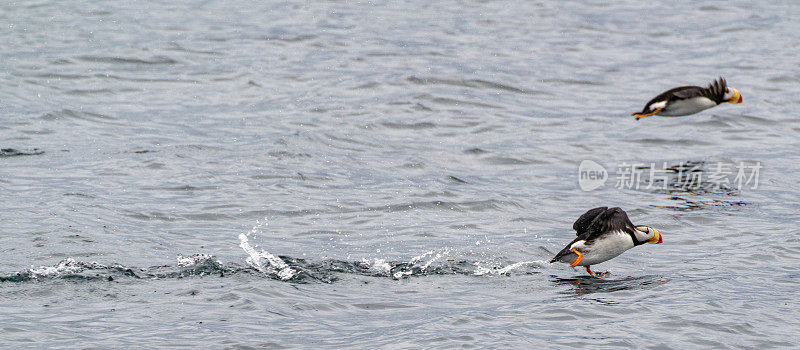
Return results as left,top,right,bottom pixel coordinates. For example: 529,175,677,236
659,97,717,116
571,230,634,266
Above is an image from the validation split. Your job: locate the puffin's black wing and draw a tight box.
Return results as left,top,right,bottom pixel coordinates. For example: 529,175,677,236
640,86,700,113
581,207,635,241
668,86,703,100
697,77,727,104
572,206,608,236
672,77,727,103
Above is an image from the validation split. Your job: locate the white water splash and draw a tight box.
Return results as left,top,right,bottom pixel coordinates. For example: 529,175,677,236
392,249,451,279
177,254,220,267
473,260,547,276
28,258,106,278
496,260,547,274
416,249,451,271
238,221,297,281
363,258,392,274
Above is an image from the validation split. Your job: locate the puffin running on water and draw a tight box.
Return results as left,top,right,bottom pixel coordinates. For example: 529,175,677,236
550,207,662,277
632,77,742,120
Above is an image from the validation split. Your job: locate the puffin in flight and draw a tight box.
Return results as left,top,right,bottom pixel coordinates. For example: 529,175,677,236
632,77,742,120
550,207,663,277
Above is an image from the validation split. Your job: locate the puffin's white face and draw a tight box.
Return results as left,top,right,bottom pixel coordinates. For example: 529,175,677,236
634,225,663,244
723,87,743,104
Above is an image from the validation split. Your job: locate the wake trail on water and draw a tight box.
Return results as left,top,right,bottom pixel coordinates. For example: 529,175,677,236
0,220,549,284
0,253,548,284
237,218,549,282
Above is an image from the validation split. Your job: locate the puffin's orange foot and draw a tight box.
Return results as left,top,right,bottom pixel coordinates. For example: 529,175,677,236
634,108,663,120
569,248,583,267
585,266,608,278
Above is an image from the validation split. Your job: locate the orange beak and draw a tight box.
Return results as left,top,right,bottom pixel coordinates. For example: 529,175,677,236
648,228,663,244
728,89,742,104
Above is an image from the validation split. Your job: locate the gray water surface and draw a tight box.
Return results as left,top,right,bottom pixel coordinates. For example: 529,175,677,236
2,1,800,348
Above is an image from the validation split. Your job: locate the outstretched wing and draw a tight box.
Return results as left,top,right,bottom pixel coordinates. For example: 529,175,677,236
697,77,727,104
572,206,608,236
672,77,727,103
581,207,635,241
